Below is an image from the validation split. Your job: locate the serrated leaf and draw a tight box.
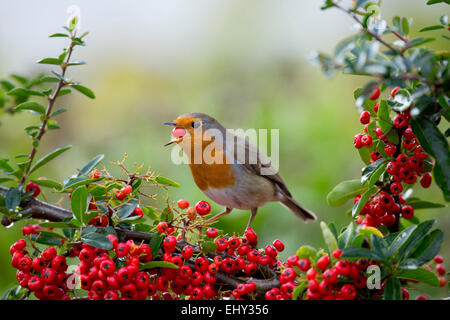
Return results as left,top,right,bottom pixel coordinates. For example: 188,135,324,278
29,145,72,174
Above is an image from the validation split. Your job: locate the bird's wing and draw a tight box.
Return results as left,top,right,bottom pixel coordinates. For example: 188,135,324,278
226,131,293,198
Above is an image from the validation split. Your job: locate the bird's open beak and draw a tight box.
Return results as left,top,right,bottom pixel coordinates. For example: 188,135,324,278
163,138,182,147
163,121,183,146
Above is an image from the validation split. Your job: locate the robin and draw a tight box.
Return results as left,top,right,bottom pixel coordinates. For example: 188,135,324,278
164,112,316,229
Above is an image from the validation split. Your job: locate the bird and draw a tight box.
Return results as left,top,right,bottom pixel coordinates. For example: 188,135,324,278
164,112,316,229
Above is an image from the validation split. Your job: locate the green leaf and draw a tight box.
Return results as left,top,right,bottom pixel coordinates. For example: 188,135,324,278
30,178,62,190
326,179,368,207
50,108,68,117
410,117,450,201
140,261,179,270
156,176,180,187
5,187,21,211
361,158,386,185
320,221,338,253
420,25,445,32
15,101,46,115
49,33,69,38
116,199,139,220
292,282,308,300
8,87,45,97
62,177,102,191
341,246,385,261
78,154,104,177
384,278,401,300
407,37,436,49
81,230,113,250
71,186,88,222
358,146,371,165
397,267,440,286
31,233,63,246
401,17,411,35
149,234,164,258
406,199,446,210
352,186,378,217
410,229,444,264
39,221,78,229
377,100,399,144
70,84,95,99
29,145,72,174
296,245,318,260
338,222,355,249
37,58,61,65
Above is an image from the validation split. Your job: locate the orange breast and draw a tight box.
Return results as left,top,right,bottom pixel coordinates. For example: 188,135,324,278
189,162,236,190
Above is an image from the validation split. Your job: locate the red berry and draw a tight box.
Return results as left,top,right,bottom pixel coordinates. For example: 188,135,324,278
393,114,408,129
332,249,343,259
369,87,380,100
121,185,133,196
384,144,397,156
100,259,116,276
390,87,400,98
195,200,211,216
390,182,403,194
401,205,414,219
373,102,380,112
177,199,189,209
340,284,357,300
115,243,130,258
181,245,193,260
323,268,338,284
244,228,258,245
42,247,57,262
25,182,41,197
361,134,372,147
386,161,398,175
335,260,351,276
317,255,330,270
353,134,363,149
206,228,218,238
360,111,371,124
115,191,126,200
272,239,285,252
51,255,67,272
434,255,444,264
106,234,118,249
420,172,432,188
436,264,446,276
156,222,168,233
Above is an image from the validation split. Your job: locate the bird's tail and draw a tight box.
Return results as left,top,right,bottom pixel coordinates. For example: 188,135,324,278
280,196,317,221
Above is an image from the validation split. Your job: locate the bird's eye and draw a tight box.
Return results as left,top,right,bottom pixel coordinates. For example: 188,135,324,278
192,121,201,128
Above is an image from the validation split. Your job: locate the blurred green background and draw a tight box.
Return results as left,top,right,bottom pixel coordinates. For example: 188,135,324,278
0,0,448,297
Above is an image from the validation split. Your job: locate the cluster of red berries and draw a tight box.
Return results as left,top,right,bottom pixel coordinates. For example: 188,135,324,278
267,249,373,300
424,255,447,288
76,235,154,300
353,87,433,227
151,224,280,300
10,240,71,300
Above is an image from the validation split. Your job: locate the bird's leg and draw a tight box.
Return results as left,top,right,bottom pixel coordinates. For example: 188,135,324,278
204,207,232,226
246,208,258,230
